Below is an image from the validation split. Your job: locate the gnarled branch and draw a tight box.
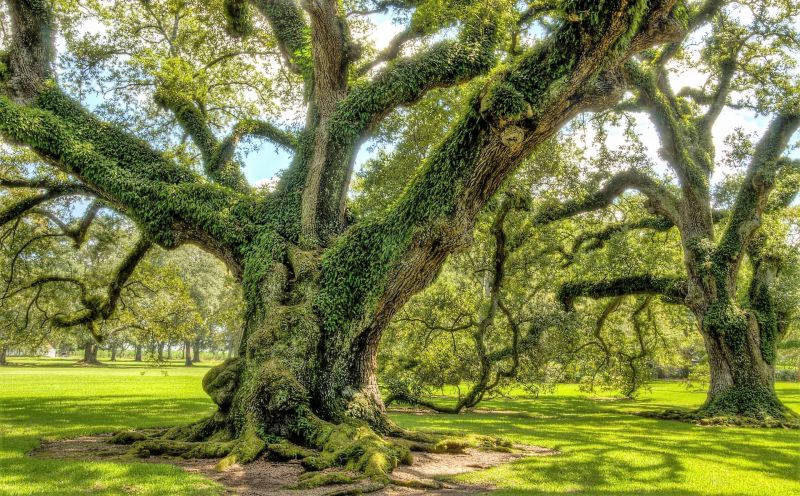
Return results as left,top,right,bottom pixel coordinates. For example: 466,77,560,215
558,275,687,310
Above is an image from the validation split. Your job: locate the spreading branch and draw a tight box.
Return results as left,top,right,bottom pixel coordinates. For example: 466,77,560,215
715,112,800,269
558,275,687,310
531,169,680,227
0,184,90,227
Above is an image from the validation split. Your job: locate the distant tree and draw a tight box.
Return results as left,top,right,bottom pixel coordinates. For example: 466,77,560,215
549,2,800,418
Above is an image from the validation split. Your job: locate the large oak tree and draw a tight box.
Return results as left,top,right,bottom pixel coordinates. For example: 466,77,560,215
0,0,702,481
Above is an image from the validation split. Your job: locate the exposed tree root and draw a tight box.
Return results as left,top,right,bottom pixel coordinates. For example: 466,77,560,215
36,430,553,495
103,415,520,493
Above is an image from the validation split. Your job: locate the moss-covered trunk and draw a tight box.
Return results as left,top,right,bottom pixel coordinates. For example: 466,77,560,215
178,248,412,478
693,300,784,419
210,286,387,434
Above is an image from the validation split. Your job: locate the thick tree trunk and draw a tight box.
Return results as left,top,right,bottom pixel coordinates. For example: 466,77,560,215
157,342,164,361
0,347,6,366
694,304,784,419
184,340,193,367
193,338,201,363
82,341,100,365
134,345,142,362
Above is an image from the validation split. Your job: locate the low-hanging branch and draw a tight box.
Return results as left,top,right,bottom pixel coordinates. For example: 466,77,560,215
29,201,102,248
558,275,688,311
2,235,152,335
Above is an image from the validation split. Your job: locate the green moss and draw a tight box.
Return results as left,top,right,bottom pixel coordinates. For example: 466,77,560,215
266,440,316,460
202,359,243,412
108,430,147,445
214,425,266,470
701,384,786,420
128,439,234,459
481,81,529,122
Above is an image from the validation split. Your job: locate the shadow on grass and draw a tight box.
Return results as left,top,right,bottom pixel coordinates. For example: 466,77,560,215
391,392,800,495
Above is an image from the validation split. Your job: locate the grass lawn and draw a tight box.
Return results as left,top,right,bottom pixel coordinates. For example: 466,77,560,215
1,358,798,495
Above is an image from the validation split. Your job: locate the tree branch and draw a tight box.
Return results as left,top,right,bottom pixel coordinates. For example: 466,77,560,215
51,237,153,328
558,275,687,310
715,112,800,269
0,184,89,227
330,1,686,377
213,118,298,174
5,0,55,100
299,13,504,243
531,169,680,226
224,0,312,77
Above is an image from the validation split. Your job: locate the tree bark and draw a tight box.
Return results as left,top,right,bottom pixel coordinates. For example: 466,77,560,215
157,342,164,362
193,338,201,363
110,346,117,361
134,344,142,362
184,340,193,367
694,305,782,418
0,347,6,366
167,341,172,360
82,341,100,365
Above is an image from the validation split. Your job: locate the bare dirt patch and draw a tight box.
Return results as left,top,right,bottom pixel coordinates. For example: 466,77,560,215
32,434,555,495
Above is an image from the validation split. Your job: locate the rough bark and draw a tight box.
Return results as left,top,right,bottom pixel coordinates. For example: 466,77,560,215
193,338,201,363
81,341,100,365
0,347,6,366
184,340,193,367
134,345,142,362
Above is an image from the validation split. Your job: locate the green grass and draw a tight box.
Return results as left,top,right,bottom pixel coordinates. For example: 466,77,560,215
0,358,220,495
1,359,798,495
393,382,800,495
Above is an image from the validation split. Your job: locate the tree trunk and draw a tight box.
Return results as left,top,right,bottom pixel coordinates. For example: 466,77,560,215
110,346,117,361
193,338,201,363
82,341,100,365
157,342,164,361
190,276,402,471
167,342,172,360
134,345,142,362
184,340,193,367
0,347,6,366
694,303,784,419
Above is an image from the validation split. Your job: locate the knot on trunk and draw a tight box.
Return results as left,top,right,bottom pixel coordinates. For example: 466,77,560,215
203,358,243,414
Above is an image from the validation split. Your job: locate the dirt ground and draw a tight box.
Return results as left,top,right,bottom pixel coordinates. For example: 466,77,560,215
32,434,555,496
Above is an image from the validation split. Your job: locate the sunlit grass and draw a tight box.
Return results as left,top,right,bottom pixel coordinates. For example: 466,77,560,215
393,382,800,495
0,358,221,495
1,358,798,495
